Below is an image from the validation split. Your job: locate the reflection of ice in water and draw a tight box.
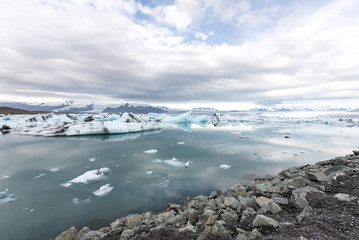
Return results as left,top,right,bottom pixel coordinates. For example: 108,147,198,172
93,184,114,197
219,164,231,169
155,173,176,187
0,189,19,204
72,197,92,205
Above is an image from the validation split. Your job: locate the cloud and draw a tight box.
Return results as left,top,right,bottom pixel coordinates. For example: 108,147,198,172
0,0,358,108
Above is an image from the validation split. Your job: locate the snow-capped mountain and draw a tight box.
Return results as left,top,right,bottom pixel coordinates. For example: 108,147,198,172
0,101,168,114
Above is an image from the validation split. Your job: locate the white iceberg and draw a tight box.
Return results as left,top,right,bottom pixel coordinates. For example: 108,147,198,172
49,168,60,172
177,142,185,145
219,164,231,169
89,157,96,162
146,169,153,174
34,173,47,179
144,149,157,154
61,167,110,187
93,184,114,197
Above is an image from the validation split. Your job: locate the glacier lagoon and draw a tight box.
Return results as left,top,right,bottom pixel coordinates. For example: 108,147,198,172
0,111,359,240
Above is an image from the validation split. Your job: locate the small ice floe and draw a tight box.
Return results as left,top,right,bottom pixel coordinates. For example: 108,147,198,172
219,164,231,170
163,158,191,168
61,167,110,187
24,208,35,213
49,168,60,173
89,157,96,162
299,150,306,154
34,173,47,179
1,175,10,180
0,189,18,204
177,142,185,145
72,197,92,205
93,184,114,197
144,149,157,154
121,155,126,157
230,131,241,135
152,159,163,163
146,169,153,175
125,179,133,183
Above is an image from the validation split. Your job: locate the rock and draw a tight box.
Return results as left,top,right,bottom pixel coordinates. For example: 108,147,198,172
271,194,289,205
255,182,271,193
204,199,217,212
125,214,143,229
120,229,134,240
224,196,239,210
269,186,281,193
110,218,125,229
296,206,316,223
197,225,212,240
306,172,329,182
208,191,217,199
84,116,94,122
154,211,176,226
334,193,357,201
236,228,262,240
0,124,11,133
255,196,272,207
212,221,231,238
252,214,279,229
353,150,359,156
99,227,110,234
297,237,308,240
205,215,216,226
178,225,197,233
289,177,309,188
199,209,217,224
237,197,258,213
221,210,239,222
77,227,91,240
240,207,256,222
290,186,324,209
55,226,77,240
257,201,281,214
81,231,101,240
187,208,199,225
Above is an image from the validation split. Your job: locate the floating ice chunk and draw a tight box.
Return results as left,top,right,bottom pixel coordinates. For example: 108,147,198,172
177,142,185,145
144,149,157,154
49,168,60,172
24,208,35,213
230,131,241,135
0,189,18,204
152,159,162,163
93,184,114,197
163,158,191,168
89,157,96,162
146,169,153,174
61,167,110,187
34,173,47,179
219,164,231,169
1,175,10,179
72,197,92,204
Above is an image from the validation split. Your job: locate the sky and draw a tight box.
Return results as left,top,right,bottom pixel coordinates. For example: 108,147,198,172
0,0,359,110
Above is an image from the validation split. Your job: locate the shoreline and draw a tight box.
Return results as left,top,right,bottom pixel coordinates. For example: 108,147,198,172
55,151,359,240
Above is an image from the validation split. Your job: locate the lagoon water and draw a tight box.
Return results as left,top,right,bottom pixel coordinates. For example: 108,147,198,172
1,117,359,240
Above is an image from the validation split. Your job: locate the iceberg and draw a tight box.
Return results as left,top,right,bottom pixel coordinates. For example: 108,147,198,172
163,158,191,168
93,184,114,197
49,168,60,172
61,167,110,187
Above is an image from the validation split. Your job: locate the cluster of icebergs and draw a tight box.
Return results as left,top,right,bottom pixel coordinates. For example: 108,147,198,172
0,111,357,137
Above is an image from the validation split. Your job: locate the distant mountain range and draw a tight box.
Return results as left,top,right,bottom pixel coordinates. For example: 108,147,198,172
0,101,168,114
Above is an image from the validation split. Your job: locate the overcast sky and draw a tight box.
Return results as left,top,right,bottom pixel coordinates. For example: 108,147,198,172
1,0,358,110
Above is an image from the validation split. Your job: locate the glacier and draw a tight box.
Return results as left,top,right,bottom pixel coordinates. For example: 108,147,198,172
0,110,358,137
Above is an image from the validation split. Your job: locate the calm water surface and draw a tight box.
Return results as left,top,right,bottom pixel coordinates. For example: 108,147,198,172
0,122,358,240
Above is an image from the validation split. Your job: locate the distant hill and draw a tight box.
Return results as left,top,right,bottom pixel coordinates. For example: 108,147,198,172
103,103,167,114
0,107,48,114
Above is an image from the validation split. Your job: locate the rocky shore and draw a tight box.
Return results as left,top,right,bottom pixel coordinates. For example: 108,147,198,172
55,151,359,240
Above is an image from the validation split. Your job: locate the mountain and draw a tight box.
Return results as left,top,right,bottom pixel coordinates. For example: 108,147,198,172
103,103,168,114
0,101,168,114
